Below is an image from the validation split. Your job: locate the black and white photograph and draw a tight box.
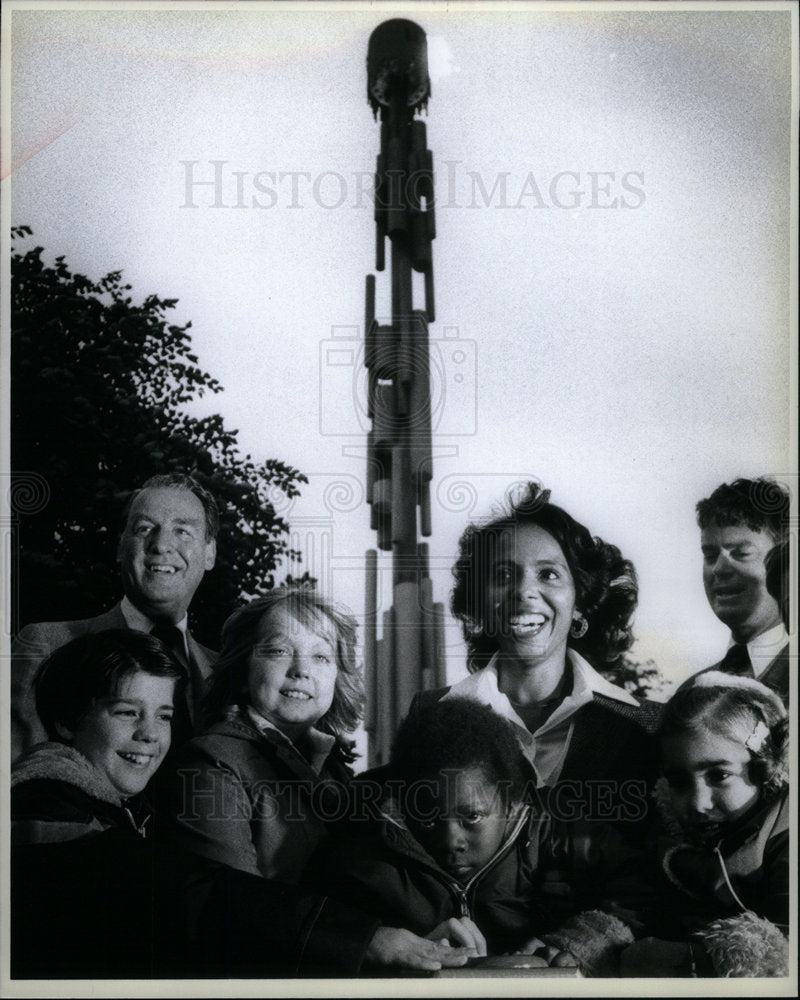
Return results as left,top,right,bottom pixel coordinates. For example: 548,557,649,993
1,0,796,995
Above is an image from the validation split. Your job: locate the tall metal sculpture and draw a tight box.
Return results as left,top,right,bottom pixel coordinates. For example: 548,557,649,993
363,19,447,765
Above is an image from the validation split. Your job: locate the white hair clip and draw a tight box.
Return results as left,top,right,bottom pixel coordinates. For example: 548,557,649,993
744,720,770,754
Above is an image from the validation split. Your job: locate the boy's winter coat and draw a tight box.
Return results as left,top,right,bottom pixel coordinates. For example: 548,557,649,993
11,742,186,977
315,794,653,975
10,741,378,978
12,741,152,841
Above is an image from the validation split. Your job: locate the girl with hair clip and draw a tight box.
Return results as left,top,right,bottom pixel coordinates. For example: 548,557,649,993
621,672,789,978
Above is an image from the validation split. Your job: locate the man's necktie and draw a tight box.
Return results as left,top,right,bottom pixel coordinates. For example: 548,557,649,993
150,621,187,667
719,642,755,678
150,622,195,745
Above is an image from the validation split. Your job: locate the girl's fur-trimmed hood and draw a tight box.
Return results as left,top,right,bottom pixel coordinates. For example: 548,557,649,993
651,778,789,977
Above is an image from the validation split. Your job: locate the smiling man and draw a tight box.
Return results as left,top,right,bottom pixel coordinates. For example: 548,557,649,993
11,473,219,761
695,477,791,704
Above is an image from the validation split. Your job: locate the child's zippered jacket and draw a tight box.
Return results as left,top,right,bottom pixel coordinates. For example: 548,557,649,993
314,792,655,974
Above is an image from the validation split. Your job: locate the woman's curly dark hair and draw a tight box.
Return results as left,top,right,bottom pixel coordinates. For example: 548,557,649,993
451,482,638,671
203,588,365,757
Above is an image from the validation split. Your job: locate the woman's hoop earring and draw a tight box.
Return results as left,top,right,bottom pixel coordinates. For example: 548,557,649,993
570,613,588,639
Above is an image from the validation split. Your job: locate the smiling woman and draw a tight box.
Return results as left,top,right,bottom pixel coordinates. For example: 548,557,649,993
409,482,664,838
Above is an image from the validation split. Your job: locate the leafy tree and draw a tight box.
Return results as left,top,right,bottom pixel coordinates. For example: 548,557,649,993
10,226,307,647
602,654,670,701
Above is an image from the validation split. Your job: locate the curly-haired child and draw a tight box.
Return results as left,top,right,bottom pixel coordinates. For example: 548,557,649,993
315,698,656,975
621,672,789,977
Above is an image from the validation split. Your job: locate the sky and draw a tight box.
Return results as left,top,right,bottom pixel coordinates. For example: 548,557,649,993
4,0,797,702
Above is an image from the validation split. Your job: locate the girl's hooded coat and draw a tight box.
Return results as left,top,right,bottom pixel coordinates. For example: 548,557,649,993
646,777,789,977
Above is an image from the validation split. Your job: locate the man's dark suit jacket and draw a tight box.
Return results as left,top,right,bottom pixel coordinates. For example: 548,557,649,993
10,603,217,762
703,644,790,707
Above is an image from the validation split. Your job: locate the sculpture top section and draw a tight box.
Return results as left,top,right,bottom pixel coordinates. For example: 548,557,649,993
367,19,430,115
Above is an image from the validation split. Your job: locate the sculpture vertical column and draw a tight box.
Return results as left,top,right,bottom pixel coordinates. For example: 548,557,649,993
362,19,445,765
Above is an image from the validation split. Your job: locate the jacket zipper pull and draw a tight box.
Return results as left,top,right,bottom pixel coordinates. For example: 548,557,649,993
125,805,147,837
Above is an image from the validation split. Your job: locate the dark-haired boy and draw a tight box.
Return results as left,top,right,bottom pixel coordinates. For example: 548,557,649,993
11,632,469,979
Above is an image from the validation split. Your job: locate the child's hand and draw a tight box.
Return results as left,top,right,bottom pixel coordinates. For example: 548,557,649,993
513,936,578,967
364,926,474,971
426,917,487,956
619,937,692,977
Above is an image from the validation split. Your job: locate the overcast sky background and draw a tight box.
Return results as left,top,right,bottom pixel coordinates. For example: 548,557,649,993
6,1,796,699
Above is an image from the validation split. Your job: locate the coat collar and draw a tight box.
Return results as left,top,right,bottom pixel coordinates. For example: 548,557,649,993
245,706,336,775
732,623,789,682
85,603,129,631
659,789,788,908
207,707,340,780
376,793,536,885
121,595,189,648
443,648,639,738
11,742,127,807
119,597,216,683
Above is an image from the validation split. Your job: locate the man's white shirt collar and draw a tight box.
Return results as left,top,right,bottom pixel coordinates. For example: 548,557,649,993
736,623,789,679
121,595,189,655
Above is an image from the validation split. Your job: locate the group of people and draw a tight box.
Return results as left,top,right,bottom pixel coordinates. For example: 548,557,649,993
9,471,791,979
